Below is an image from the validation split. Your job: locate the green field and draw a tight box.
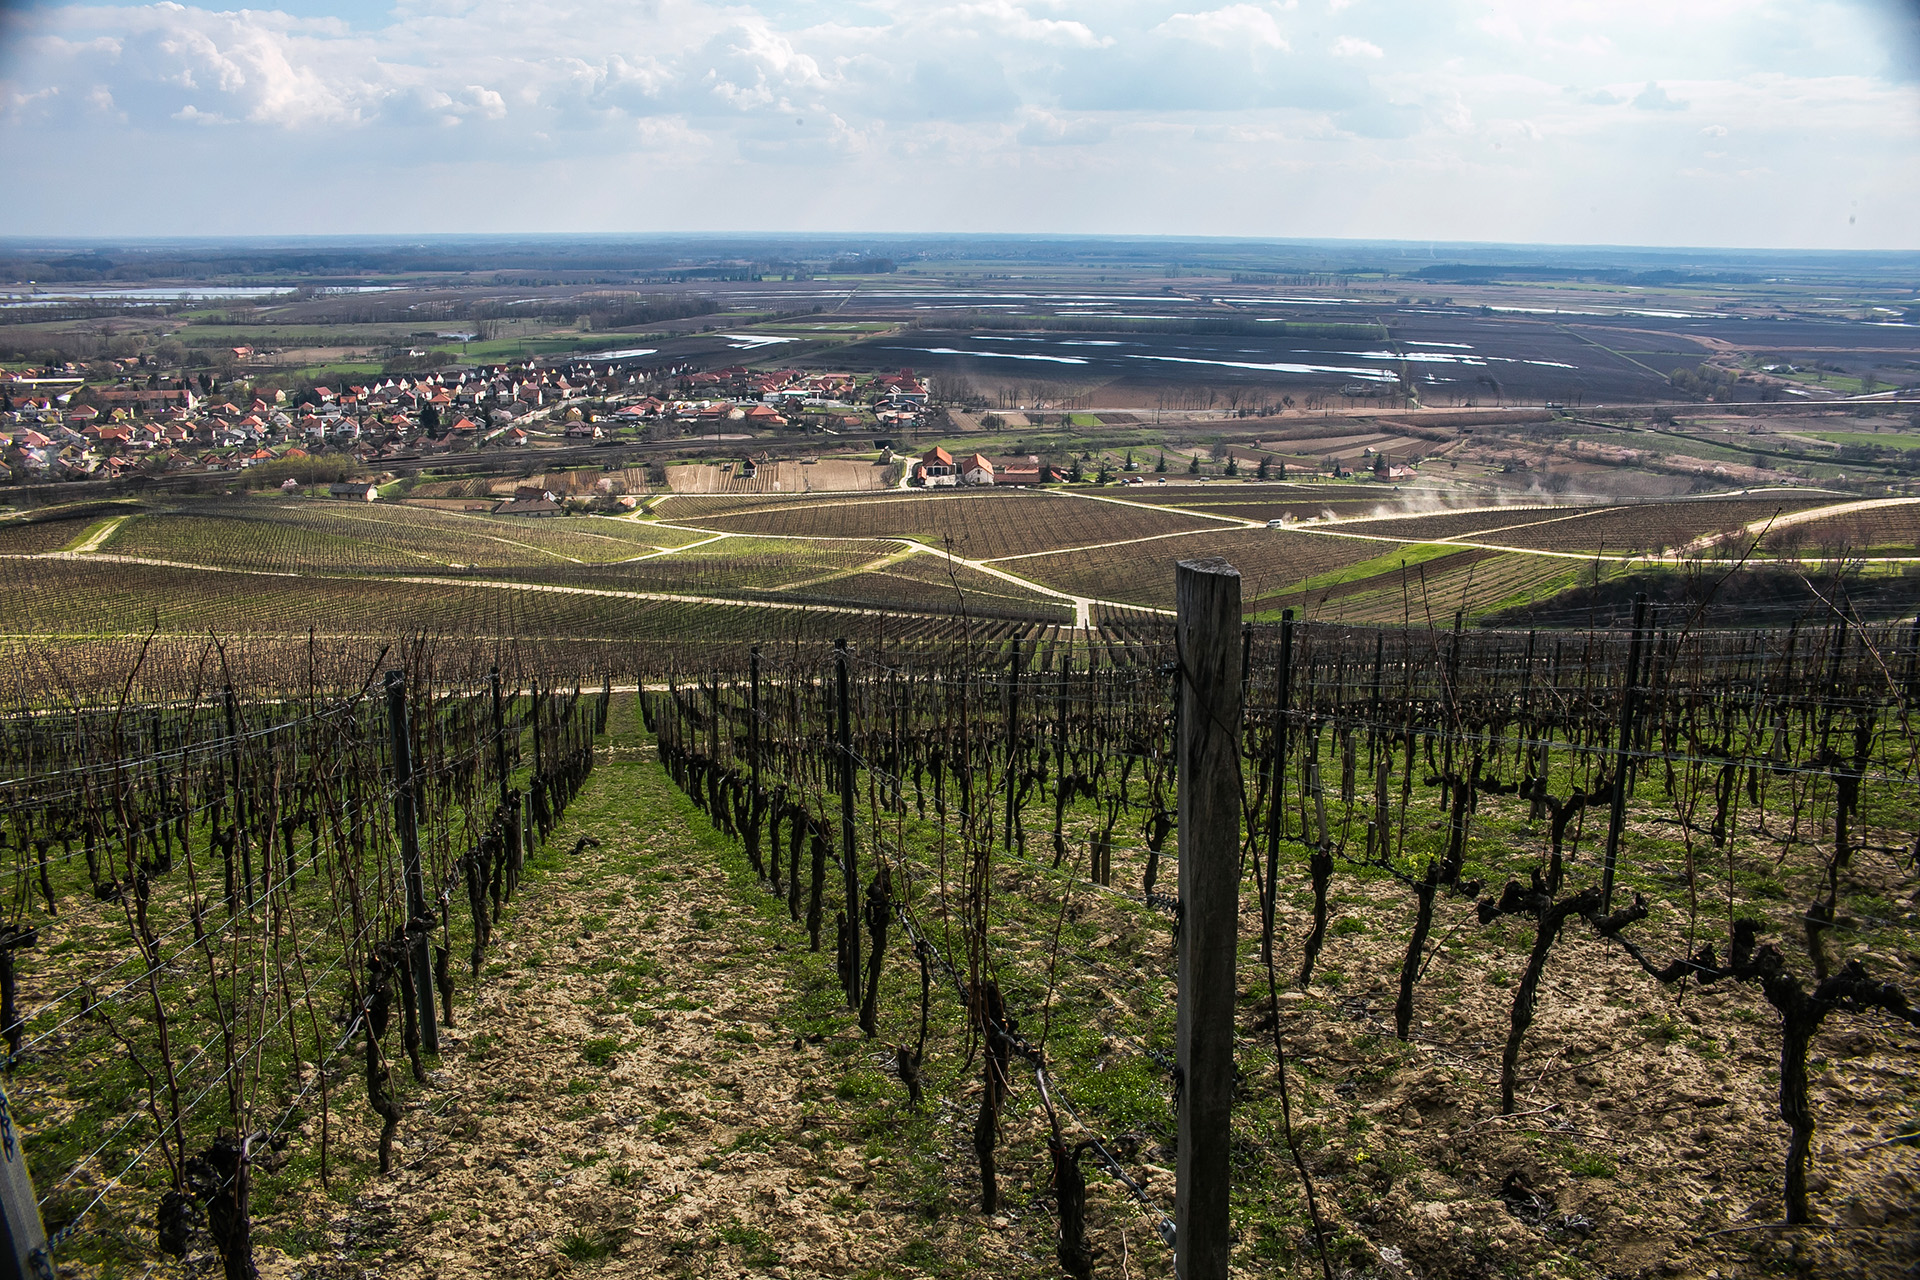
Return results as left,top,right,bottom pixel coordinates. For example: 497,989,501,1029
1807,431,1920,450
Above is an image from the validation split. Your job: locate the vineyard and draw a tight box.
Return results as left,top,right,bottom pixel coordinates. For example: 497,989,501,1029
2,488,1913,687
631,594,1919,1280
0,637,606,1275
673,491,1231,560
1766,504,1920,557
0,483,1914,1276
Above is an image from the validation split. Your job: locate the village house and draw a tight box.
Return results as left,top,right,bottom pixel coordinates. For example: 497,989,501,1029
493,491,562,517
996,455,1062,485
915,445,958,487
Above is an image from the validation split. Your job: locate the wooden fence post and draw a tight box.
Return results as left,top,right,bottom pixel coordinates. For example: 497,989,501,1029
1175,557,1242,1280
384,671,440,1056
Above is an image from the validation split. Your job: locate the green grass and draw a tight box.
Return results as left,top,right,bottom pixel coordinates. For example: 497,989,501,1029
717,1220,781,1266
559,1229,621,1263
1254,538,1463,602
580,1036,622,1067
1806,431,1920,450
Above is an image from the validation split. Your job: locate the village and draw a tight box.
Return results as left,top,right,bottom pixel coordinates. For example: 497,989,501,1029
0,358,938,485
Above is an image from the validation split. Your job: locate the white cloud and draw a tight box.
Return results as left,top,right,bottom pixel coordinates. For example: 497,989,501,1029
0,0,1912,247
948,2,1109,48
1016,108,1112,145
1155,5,1291,49
1634,81,1687,111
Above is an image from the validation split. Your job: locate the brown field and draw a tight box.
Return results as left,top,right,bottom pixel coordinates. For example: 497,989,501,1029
665,458,893,494
799,554,1074,622
1011,526,1390,612
0,517,93,554
1769,504,1920,555
1181,498,1400,523
680,491,1222,560
1332,505,1596,542
1100,481,1366,506
104,501,706,574
1481,497,1837,555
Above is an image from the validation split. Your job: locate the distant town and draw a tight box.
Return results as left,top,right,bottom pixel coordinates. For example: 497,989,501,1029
0,359,947,486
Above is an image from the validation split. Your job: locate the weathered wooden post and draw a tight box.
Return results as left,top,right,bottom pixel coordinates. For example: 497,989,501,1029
0,1079,50,1280
1175,557,1242,1280
384,670,440,1055
835,638,860,1008
1601,592,1649,912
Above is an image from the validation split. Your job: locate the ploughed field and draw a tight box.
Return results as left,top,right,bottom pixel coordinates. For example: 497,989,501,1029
1332,495,1839,556
657,489,1226,560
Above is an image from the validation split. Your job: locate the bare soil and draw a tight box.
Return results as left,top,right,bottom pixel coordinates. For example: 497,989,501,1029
207,721,1918,1280
256,749,1070,1280
666,461,894,495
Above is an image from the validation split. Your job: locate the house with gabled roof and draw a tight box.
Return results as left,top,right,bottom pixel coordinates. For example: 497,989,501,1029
915,445,957,487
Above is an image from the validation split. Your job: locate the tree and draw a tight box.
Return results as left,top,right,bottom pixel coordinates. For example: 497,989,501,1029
1257,455,1271,480
1225,456,1240,477
1155,453,1168,473
1187,454,1201,475
1068,457,1084,483
419,403,441,433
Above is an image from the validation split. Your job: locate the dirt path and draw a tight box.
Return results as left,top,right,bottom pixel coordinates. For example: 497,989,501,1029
270,729,1023,1280
65,513,130,553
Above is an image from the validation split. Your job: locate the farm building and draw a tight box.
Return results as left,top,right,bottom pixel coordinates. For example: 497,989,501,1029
327,482,379,501
992,455,1054,486
493,496,562,517
915,446,958,487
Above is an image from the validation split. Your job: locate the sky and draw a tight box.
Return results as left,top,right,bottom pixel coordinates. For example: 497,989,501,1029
1,0,1917,248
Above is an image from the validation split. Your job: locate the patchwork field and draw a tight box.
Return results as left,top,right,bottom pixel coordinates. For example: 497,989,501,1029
5,485,1912,655
680,490,1226,559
